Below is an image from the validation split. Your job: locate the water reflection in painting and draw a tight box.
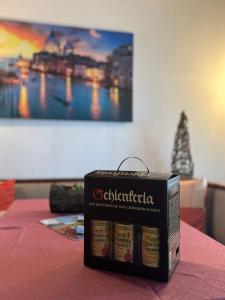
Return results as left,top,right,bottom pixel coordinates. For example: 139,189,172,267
40,73,46,109
91,81,101,120
0,19,133,121
19,83,29,118
66,76,73,103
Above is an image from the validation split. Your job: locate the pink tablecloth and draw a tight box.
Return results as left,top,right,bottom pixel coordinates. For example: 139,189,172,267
0,200,225,300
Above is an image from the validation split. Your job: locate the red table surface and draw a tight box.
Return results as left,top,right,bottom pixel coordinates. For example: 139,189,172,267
0,200,225,300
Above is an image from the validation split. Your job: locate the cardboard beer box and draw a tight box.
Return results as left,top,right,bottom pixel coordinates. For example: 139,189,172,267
84,164,180,282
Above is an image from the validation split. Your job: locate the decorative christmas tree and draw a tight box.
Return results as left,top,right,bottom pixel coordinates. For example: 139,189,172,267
171,111,194,178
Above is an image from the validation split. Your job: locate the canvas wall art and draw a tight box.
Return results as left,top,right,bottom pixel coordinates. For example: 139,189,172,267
0,19,133,121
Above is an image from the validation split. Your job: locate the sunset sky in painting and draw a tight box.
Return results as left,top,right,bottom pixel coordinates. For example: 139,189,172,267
0,21,45,58
0,19,132,62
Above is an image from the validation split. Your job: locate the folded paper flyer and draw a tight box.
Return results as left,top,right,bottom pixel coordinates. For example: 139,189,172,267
40,214,84,240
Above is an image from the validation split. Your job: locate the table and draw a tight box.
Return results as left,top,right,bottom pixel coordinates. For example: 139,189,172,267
1,200,225,300
0,210,5,218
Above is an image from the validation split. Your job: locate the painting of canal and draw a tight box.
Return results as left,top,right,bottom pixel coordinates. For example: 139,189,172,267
0,19,133,121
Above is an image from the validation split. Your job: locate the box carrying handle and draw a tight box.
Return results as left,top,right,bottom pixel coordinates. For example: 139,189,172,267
117,156,150,174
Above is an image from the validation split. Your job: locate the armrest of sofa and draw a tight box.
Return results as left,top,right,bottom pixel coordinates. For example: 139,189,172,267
15,178,83,199
180,178,207,231
206,183,225,245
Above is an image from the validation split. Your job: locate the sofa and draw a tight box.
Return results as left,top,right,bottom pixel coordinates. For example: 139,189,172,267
1,178,225,245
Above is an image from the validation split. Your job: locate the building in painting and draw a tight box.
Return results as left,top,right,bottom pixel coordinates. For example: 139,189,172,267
32,51,57,72
74,64,87,78
0,58,19,86
85,67,105,82
108,44,132,89
63,40,74,56
16,55,31,78
0,58,17,73
44,31,60,54
31,31,99,77
30,31,131,87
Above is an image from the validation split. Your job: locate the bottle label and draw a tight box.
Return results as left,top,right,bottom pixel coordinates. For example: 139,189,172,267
91,220,111,257
114,223,133,263
142,226,160,267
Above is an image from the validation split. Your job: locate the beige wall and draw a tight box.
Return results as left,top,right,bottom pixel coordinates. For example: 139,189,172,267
1,0,225,182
